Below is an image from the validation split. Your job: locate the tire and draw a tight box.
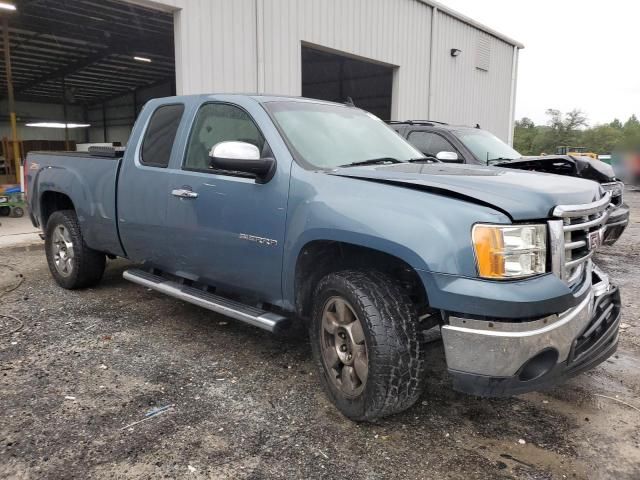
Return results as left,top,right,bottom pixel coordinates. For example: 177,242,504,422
0,206,9,217
309,270,428,421
11,206,24,218
45,210,106,289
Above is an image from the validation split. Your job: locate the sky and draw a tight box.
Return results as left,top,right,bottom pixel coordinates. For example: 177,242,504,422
439,0,640,126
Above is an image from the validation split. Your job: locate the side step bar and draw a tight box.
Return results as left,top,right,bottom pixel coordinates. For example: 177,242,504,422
123,269,290,333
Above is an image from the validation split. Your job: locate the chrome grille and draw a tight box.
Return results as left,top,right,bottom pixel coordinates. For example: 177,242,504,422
549,193,612,285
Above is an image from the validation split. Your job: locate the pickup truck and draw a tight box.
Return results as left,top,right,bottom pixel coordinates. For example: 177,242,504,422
26,95,622,421
389,120,630,245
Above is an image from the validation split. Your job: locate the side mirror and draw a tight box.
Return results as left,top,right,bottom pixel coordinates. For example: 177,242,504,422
209,141,275,182
436,151,459,162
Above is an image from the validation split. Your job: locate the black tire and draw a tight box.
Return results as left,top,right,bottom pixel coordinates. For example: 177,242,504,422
45,210,106,289
11,206,24,218
0,206,9,217
309,270,428,421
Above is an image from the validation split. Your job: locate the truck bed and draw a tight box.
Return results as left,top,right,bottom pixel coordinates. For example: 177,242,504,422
26,150,125,257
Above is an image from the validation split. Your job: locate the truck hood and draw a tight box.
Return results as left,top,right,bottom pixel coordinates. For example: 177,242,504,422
493,155,616,183
330,163,604,221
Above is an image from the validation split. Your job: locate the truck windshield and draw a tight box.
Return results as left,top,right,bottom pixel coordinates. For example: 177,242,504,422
265,101,423,169
455,129,521,163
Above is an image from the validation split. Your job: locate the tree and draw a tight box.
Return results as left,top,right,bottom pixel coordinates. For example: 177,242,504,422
582,125,622,154
624,114,639,129
513,117,538,153
515,117,535,129
513,109,639,155
564,109,588,131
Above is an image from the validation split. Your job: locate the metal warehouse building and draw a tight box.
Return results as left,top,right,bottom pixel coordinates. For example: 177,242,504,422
150,0,523,142
0,0,522,183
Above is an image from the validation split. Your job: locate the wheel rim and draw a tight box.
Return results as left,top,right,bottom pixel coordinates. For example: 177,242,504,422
320,296,368,397
51,225,74,277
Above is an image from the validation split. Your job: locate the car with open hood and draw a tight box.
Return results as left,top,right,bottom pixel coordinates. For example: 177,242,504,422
390,120,629,245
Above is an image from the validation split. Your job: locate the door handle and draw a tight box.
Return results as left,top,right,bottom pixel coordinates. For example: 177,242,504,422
171,188,198,199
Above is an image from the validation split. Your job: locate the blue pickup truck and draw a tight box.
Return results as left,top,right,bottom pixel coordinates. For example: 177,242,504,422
26,95,621,421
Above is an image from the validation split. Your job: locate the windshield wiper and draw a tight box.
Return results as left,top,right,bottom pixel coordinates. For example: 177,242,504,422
487,157,517,165
408,156,438,163
339,157,404,168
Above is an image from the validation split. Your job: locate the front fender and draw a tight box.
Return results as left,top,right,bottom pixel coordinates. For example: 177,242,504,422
281,167,510,309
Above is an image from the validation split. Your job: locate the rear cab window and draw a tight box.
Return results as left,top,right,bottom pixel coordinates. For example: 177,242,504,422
140,104,185,168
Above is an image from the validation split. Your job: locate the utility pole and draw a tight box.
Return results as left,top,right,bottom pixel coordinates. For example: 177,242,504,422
62,76,69,150
2,15,20,183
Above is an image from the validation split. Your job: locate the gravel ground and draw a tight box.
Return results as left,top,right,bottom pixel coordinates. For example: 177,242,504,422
1,189,639,479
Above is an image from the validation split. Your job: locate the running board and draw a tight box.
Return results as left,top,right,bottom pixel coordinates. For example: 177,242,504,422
123,269,289,333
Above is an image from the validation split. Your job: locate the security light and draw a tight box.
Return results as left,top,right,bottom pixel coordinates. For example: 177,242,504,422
26,122,91,129
133,56,152,63
450,48,462,57
0,2,16,11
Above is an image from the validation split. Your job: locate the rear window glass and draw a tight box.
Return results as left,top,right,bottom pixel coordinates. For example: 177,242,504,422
141,104,185,168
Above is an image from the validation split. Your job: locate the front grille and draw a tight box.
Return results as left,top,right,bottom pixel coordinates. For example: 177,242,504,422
550,193,612,285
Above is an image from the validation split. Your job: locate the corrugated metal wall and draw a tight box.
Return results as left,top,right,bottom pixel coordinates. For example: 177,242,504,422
136,0,518,140
259,0,432,119
430,12,516,141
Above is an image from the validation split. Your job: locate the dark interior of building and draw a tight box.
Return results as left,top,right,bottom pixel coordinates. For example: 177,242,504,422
301,45,394,120
0,0,175,165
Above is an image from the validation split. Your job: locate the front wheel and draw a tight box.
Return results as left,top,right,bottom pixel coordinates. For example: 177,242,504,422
310,270,428,421
45,210,106,289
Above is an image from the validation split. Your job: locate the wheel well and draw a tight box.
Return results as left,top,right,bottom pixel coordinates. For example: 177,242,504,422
40,191,75,227
294,240,429,319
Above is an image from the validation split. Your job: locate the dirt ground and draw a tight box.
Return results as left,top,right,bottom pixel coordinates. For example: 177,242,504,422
1,190,639,480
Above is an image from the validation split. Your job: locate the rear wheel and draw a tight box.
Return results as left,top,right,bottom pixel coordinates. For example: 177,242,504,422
45,210,106,289
11,206,24,218
310,270,428,421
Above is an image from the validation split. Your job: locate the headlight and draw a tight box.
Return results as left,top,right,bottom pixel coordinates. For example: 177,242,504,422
601,181,623,203
472,224,547,279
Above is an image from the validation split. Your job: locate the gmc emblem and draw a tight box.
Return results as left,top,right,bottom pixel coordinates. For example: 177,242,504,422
588,229,603,251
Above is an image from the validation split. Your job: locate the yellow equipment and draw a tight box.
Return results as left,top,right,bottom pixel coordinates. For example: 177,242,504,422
556,146,598,160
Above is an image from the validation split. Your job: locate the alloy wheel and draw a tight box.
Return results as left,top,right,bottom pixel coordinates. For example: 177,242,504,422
51,225,74,277
320,296,368,397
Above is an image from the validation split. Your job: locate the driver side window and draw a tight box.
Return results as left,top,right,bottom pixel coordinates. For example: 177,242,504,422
407,131,457,158
184,103,266,171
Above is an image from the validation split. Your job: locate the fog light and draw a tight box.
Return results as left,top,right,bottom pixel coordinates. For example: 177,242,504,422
518,349,558,381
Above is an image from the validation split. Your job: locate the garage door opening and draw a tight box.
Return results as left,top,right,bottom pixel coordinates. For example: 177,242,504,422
301,46,394,120
0,0,176,183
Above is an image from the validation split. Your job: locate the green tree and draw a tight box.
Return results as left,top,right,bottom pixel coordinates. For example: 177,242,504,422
582,125,622,154
513,117,537,154
515,117,535,129
610,118,623,129
624,114,639,129
513,110,640,155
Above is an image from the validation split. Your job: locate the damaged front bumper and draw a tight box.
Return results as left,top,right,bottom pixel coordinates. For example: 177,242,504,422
603,202,630,245
441,264,621,397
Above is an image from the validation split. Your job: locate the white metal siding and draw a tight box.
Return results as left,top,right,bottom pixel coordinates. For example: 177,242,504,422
260,0,432,120
430,12,515,141
142,0,259,94
129,0,518,139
